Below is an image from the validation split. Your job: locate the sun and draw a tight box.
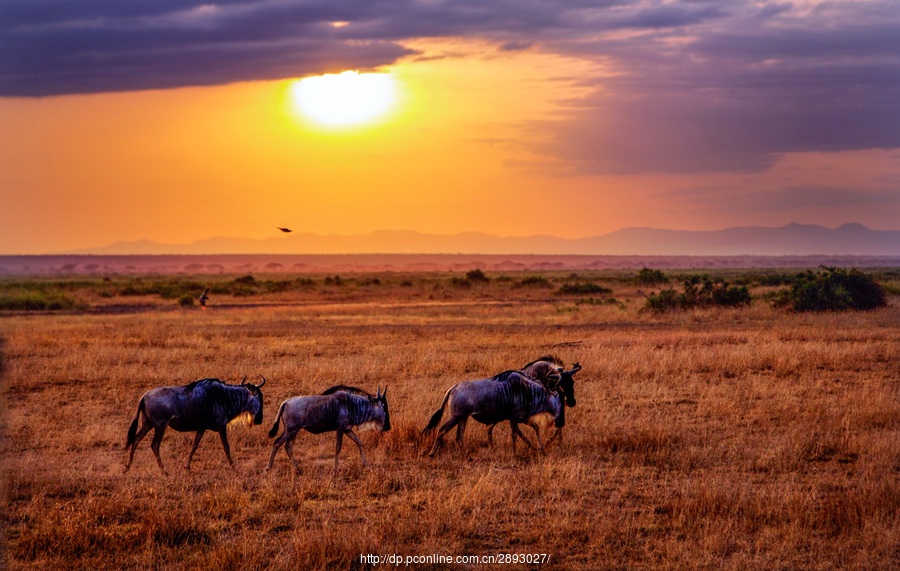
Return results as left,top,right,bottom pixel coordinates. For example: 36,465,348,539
290,71,396,127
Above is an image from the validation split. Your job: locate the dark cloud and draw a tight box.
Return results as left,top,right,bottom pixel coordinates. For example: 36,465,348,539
535,1,900,173
2,1,898,175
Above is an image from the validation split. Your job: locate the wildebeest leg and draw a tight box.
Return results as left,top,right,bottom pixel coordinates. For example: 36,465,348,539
150,426,167,474
533,426,547,453
548,427,563,445
345,430,368,467
283,435,302,474
428,416,461,457
124,422,153,472
267,429,293,471
487,423,497,447
513,424,535,449
510,422,535,455
455,417,468,450
186,430,205,470
334,430,344,470
217,428,235,468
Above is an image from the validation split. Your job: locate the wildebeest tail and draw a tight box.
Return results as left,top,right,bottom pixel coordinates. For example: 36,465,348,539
422,388,452,435
125,398,145,448
268,401,287,438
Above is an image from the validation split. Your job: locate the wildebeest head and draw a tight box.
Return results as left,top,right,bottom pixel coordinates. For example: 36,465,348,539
556,363,580,407
242,374,266,425
370,386,391,432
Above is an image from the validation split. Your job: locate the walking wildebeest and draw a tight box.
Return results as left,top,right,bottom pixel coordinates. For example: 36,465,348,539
124,375,266,473
486,357,581,447
266,385,391,473
422,371,563,456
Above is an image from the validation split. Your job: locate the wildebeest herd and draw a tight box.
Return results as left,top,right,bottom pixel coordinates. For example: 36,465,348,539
124,356,582,473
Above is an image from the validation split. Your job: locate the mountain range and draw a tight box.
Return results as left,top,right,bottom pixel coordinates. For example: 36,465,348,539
71,223,900,256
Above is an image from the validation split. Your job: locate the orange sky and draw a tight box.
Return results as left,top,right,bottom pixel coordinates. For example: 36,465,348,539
1,31,899,254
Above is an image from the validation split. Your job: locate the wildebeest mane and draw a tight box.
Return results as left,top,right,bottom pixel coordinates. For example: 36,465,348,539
321,384,373,397
491,370,524,382
183,378,225,391
522,355,563,368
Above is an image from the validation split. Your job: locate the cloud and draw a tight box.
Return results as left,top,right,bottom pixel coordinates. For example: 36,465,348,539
534,1,900,173
2,1,898,175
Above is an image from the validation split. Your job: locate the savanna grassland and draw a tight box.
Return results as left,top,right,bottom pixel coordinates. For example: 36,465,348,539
1,270,898,570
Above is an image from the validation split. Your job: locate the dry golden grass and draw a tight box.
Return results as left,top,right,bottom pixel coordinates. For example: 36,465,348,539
1,274,898,570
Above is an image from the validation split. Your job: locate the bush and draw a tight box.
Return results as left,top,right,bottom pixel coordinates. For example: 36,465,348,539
556,283,613,296
637,268,668,285
644,275,751,312
465,269,489,283
775,267,887,312
0,291,82,311
514,276,553,289
644,289,682,312
178,295,195,307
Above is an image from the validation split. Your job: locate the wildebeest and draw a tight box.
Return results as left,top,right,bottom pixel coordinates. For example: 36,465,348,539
423,371,563,456
486,356,581,447
124,375,266,473
266,385,391,473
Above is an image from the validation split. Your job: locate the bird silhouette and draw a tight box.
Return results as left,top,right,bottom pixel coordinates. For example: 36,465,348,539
198,287,209,308
277,227,292,233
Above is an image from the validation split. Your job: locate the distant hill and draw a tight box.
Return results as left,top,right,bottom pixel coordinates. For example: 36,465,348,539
70,223,900,256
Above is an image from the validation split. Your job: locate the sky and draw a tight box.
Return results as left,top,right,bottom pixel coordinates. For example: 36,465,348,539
1,0,899,254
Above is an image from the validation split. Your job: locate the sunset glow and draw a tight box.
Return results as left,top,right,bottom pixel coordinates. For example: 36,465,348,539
290,71,396,127
0,1,897,255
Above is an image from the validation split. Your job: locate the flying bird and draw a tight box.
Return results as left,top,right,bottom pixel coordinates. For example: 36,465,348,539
198,288,209,309
277,227,293,233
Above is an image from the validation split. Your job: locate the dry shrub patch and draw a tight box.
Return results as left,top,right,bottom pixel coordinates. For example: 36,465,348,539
1,271,898,569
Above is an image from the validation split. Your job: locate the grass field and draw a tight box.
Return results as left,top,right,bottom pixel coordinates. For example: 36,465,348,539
1,270,898,570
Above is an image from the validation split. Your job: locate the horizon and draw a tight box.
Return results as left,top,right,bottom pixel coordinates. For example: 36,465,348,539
5,221,893,257
2,1,899,254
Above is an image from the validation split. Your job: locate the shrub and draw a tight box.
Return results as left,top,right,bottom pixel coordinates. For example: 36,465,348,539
465,269,489,283
324,275,344,286
556,283,613,296
233,275,256,285
0,291,82,311
178,295,195,307
644,289,682,312
775,267,887,312
514,276,553,289
450,277,472,289
637,267,668,285
644,275,751,312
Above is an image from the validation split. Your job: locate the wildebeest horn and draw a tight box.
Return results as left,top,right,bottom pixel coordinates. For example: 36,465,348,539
570,362,582,374
375,387,382,399
382,386,387,399
240,375,248,385
256,374,266,388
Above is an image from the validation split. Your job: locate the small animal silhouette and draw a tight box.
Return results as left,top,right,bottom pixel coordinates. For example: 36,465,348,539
277,227,292,233
198,288,209,308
